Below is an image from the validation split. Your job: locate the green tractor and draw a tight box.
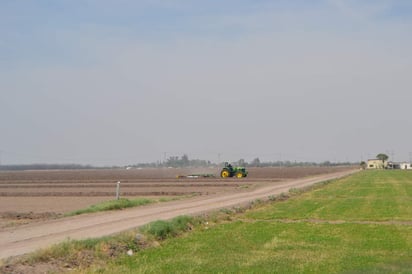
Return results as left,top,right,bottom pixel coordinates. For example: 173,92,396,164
220,162,248,178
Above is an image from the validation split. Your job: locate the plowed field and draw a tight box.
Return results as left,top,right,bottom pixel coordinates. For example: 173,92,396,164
0,166,352,218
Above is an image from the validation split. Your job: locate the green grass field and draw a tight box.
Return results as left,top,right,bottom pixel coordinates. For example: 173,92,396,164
89,170,412,273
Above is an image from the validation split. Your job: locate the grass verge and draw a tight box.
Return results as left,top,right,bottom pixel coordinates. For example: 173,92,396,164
0,215,201,273
65,198,153,216
65,195,191,217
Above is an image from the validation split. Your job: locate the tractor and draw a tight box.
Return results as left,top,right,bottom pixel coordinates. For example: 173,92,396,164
220,162,248,178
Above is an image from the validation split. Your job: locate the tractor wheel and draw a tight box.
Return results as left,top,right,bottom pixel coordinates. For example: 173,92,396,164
235,172,244,178
221,169,230,178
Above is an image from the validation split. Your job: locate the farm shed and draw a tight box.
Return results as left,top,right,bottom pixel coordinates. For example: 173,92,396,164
385,162,412,170
367,159,387,169
399,163,412,170
387,162,400,169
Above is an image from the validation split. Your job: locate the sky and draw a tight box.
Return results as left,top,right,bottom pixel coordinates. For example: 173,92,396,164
1,0,412,166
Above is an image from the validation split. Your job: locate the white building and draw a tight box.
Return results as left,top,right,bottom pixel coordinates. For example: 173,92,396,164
399,163,412,170
367,159,387,169
387,162,412,170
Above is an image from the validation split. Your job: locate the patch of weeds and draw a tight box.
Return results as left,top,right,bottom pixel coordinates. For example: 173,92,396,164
220,208,233,215
251,199,263,206
316,179,332,187
278,192,290,201
21,239,101,270
2,231,148,273
205,212,220,224
289,188,303,195
157,196,186,202
140,215,195,240
66,198,153,216
233,206,246,214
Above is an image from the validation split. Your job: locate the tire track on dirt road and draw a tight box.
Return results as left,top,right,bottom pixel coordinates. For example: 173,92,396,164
0,170,357,260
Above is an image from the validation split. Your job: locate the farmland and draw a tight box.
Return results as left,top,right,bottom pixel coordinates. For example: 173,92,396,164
0,166,350,216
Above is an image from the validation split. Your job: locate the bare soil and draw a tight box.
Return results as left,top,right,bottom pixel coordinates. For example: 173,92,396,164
0,166,349,213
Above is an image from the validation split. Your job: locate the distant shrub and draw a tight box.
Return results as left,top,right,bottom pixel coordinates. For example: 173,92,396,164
289,188,302,195
220,208,233,214
279,192,290,200
233,206,245,213
141,216,194,240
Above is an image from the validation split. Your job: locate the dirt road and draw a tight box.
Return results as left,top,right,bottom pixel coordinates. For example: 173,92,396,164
0,169,356,260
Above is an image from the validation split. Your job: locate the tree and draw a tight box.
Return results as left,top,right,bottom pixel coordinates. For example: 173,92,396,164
181,154,189,166
360,161,366,170
237,159,246,167
250,157,261,167
376,153,389,164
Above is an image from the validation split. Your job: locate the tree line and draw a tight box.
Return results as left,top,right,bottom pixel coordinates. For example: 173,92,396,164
132,154,356,168
0,155,357,171
0,164,100,171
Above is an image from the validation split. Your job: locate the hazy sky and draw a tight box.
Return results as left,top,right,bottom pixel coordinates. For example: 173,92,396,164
1,0,412,165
